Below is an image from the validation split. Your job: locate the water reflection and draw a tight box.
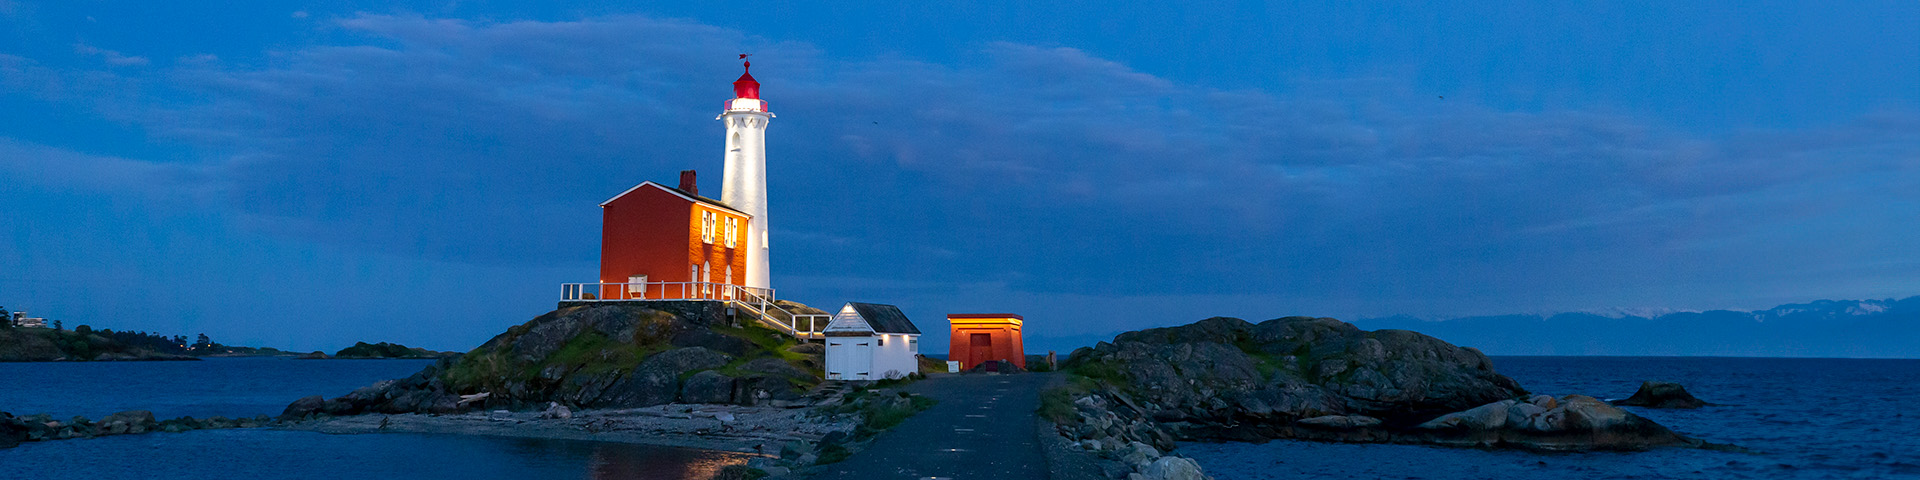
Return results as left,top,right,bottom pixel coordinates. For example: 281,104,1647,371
587,442,750,480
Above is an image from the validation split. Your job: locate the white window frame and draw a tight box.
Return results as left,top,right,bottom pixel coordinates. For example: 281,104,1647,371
724,217,738,248
701,211,716,244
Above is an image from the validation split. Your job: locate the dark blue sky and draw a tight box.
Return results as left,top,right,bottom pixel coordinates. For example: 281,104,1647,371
2,1,1917,354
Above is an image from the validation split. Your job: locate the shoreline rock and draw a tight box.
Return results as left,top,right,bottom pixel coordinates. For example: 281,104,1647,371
1052,316,1713,454
1614,381,1711,409
0,410,270,448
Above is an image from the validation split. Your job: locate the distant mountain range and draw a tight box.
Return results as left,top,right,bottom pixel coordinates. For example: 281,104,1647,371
1353,296,1920,358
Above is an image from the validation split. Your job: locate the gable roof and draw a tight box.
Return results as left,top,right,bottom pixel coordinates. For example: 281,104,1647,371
849,302,920,335
601,181,749,217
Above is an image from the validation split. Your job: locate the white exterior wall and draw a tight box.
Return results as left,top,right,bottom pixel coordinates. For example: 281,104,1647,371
824,333,919,381
822,304,921,381
719,104,773,290
871,332,920,380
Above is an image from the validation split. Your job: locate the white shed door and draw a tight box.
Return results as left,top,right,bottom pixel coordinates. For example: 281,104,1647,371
826,339,873,380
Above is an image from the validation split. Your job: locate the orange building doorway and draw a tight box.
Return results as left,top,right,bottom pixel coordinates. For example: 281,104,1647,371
948,314,1024,370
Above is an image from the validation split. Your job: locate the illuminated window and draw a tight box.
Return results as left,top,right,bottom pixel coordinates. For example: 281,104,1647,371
724,217,738,248
701,211,716,244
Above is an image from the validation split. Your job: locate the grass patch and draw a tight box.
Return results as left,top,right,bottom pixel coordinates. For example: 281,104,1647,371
856,393,938,438
818,389,939,440
1068,359,1130,387
1037,375,1100,424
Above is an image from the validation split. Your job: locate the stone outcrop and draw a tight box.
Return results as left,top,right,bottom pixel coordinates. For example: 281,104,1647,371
1615,381,1710,409
1054,316,1706,453
1,410,269,448
1411,394,1693,450
281,302,825,421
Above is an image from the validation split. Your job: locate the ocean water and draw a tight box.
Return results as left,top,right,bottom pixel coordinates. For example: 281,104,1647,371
0,357,436,420
0,357,749,479
1183,356,1920,480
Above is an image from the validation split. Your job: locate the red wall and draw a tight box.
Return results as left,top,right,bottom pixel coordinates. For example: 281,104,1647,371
947,315,1025,369
599,184,751,300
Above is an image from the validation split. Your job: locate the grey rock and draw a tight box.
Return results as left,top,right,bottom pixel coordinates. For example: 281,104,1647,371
1296,414,1382,430
1140,456,1208,480
594,347,730,408
681,371,736,404
1616,381,1709,409
281,395,325,422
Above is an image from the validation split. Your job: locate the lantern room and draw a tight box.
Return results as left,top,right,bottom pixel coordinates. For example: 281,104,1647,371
946,314,1025,370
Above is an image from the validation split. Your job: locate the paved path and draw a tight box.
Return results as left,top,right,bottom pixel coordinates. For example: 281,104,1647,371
814,372,1054,480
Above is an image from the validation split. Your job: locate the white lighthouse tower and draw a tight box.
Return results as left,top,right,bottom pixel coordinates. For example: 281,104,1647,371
719,58,773,290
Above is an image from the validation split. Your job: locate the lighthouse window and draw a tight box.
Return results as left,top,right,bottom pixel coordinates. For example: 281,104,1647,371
724,217,738,248
701,211,716,244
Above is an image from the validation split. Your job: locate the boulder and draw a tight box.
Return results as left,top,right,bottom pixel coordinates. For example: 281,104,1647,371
786,343,825,355
1615,381,1709,409
541,403,573,419
1119,441,1162,466
1414,395,1694,451
732,375,801,406
0,413,25,449
281,395,326,422
1139,456,1209,480
100,410,156,435
1417,400,1512,431
681,371,736,404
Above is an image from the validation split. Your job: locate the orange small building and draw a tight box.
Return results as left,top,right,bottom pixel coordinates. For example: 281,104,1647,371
947,314,1025,370
597,170,751,300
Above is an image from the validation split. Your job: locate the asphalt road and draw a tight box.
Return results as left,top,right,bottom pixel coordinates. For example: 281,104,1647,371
813,372,1054,480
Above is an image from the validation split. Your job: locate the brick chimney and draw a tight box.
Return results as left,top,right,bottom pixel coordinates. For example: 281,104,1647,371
678,170,698,196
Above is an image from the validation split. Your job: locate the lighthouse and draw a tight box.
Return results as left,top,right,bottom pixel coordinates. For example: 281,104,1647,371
719,58,773,290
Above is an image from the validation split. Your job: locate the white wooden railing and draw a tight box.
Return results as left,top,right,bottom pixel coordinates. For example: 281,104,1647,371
561,282,771,302
559,281,824,339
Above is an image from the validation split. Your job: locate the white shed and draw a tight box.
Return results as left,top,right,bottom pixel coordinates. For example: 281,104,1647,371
823,302,922,381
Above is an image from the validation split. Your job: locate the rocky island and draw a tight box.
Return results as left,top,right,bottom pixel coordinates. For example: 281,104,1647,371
1042,316,1721,478
0,326,197,362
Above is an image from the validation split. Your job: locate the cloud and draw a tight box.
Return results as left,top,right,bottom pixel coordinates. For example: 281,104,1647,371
10,12,1920,318
74,44,150,66
0,138,217,200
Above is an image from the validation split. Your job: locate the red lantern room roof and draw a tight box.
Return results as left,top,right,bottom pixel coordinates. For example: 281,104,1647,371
732,59,760,100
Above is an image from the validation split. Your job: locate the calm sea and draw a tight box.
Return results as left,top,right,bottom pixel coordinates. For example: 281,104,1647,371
0,357,748,480
1183,356,1920,480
